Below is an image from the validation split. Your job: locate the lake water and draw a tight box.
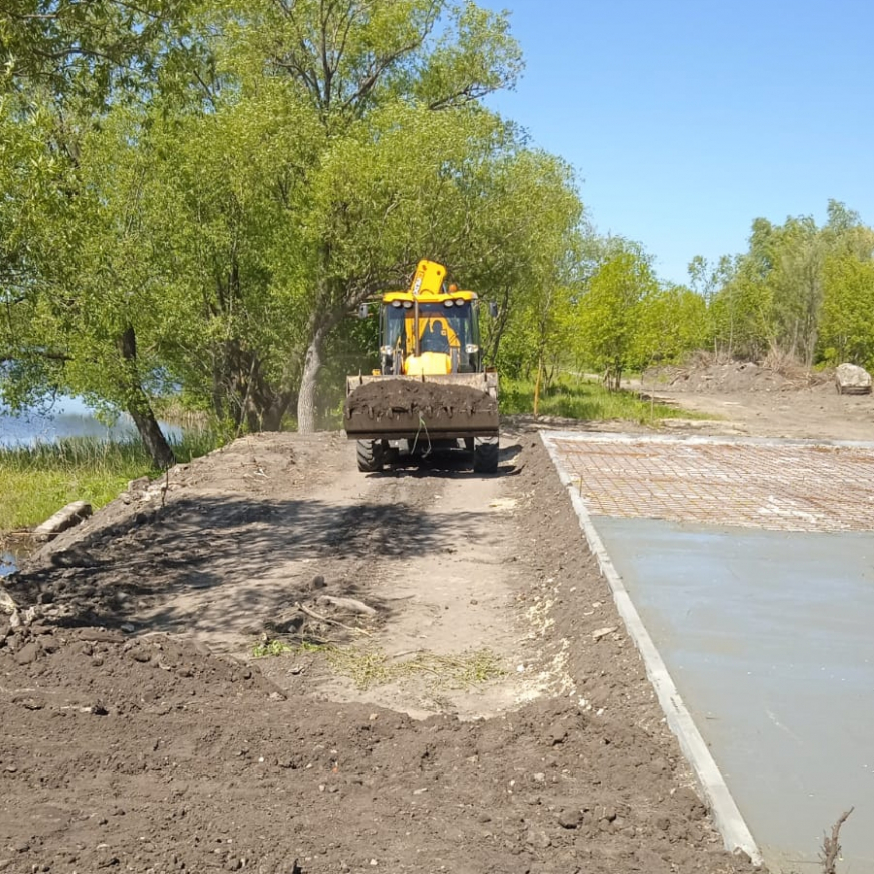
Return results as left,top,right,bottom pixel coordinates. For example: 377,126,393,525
1,551,19,578
0,396,181,448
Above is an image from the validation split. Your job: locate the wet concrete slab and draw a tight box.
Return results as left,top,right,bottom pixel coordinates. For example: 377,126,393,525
543,433,874,873
597,518,874,872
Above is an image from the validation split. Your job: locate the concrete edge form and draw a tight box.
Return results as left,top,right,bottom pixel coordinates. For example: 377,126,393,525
540,430,763,865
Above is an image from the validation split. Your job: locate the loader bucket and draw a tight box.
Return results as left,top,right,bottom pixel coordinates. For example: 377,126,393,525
343,373,499,440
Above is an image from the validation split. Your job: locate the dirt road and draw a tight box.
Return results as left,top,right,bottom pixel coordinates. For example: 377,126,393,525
1,427,762,873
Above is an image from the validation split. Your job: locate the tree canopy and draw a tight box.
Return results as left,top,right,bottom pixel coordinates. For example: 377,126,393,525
1,0,596,459
698,200,874,367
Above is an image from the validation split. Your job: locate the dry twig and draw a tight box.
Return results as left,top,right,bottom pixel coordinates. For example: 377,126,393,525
294,601,372,637
821,807,854,874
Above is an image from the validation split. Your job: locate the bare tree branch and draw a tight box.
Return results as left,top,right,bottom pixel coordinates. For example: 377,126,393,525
821,808,854,874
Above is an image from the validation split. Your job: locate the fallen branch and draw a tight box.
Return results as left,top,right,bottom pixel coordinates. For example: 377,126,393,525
316,595,377,616
821,807,854,874
294,601,372,637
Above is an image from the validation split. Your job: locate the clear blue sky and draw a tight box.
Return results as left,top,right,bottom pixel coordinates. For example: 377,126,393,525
481,0,874,286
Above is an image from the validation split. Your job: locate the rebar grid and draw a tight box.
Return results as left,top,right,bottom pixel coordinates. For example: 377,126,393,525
553,438,874,532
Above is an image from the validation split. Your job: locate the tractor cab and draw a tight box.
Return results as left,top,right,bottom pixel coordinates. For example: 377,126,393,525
378,261,484,377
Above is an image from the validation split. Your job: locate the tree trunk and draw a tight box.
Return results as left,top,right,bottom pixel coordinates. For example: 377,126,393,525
119,326,176,468
297,324,327,433
244,392,294,433
129,405,176,469
211,350,227,426
486,286,512,364
211,339,295,434
533,350,544,418
242,362,294,433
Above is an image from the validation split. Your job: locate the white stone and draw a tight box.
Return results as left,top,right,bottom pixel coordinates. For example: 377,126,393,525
835,363,872,395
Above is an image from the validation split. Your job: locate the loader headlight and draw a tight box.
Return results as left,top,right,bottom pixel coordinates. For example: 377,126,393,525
465,344,479,355
403,301,413,309
380,345,394,357
444,299,455,308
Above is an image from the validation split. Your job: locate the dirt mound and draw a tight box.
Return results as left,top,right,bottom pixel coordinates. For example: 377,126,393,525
644,361,827,393
345,378,497,418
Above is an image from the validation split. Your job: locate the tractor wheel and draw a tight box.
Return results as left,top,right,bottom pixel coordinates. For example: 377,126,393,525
356,440,384,473
472,436,499,473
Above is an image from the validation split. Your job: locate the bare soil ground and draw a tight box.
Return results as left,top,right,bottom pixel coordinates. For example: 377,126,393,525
4,370,855,874
641,361,874,441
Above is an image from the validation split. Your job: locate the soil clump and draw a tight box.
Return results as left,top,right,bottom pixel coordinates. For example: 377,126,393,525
345,379,497,418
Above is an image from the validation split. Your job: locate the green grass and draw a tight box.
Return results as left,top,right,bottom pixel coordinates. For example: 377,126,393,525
0,431,221,532
251,639,506,691
499,376,707,424
252,639,296,658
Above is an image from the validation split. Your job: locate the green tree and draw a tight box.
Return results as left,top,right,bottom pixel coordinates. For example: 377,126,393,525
702,201,874,366
0,1,204,465
138,88,319,433
635,284,707,368
577,244,658,390
464,151,587,382
1,106,181,465
815,201,874,366
2,0,586,450
1,1,198,103
219,0,524,432
820,253,874,368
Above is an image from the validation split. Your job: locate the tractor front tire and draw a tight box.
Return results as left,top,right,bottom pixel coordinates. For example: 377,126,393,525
356,440,384,473
472,437,499,473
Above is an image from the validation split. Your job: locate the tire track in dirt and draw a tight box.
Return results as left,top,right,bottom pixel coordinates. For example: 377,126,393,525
260,438,566,719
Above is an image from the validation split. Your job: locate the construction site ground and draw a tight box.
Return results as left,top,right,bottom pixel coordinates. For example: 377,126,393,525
1,369,870,874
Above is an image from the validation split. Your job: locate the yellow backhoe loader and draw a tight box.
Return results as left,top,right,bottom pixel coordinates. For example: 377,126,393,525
344,260,499,473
